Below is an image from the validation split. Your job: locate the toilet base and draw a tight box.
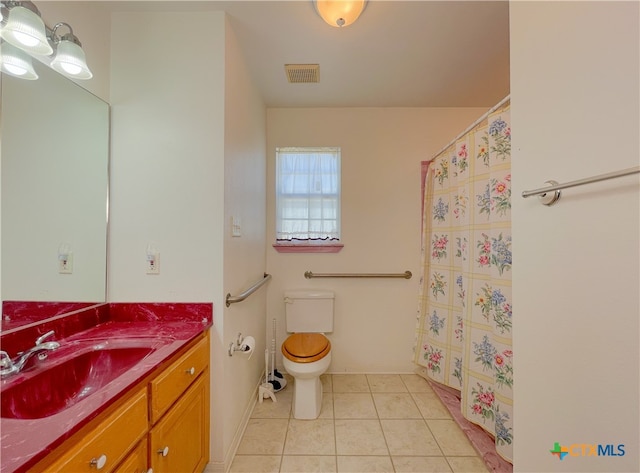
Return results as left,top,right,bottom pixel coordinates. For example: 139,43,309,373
291,376,323,419
282,351,331,420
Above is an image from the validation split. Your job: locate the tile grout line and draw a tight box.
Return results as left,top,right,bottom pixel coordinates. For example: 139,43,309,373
331,377,338,472
278,410,290,473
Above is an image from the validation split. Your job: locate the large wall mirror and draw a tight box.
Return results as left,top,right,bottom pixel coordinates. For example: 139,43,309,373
1,60,109,331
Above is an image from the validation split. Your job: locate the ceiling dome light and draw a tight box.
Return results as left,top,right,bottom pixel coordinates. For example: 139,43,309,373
313,0,367,28
50,23,92,79
0,4,53,56
0,41,38,79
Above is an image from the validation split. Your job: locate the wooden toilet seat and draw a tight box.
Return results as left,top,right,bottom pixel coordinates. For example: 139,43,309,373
282,333,331,363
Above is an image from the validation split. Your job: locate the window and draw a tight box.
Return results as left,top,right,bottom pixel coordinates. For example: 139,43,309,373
274,147,343,253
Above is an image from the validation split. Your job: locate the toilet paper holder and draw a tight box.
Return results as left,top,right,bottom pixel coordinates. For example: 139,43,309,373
228,332,254,357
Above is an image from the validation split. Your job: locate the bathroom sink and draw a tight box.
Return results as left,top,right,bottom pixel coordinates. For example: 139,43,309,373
1,344,156,419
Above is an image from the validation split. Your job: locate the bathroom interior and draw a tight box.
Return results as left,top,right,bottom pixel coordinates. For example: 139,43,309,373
1,1,638,473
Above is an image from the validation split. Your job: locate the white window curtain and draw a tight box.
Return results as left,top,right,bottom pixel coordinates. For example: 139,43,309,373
276,147,341,241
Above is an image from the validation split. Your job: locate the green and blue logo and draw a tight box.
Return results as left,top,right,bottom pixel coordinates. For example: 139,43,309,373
550,442,625,460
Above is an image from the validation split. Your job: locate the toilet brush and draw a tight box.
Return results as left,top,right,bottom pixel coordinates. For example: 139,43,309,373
268,319,286,392
258,348,276,403
272,318,286,383
268,338,284,391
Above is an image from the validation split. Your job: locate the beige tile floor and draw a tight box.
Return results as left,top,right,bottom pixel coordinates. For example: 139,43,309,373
230,373,490,473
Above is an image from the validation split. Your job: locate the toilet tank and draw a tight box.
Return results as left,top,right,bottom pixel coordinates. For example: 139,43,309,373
284,290,334,333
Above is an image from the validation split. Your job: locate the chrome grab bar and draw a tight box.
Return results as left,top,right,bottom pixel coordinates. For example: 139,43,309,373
522,166,639,205
304,270,412,279
226,273,272,307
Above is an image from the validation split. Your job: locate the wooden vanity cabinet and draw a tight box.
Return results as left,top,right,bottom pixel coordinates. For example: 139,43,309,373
32,331,210,473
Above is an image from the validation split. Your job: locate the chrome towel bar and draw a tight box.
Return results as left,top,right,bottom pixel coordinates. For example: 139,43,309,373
522,166,639,205
226,273,272,307
304,271,412,279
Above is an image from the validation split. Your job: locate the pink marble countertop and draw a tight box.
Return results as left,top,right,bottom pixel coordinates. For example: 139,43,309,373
0,303,212,473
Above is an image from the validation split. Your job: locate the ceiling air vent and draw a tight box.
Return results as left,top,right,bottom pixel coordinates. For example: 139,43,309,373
285,64,320,83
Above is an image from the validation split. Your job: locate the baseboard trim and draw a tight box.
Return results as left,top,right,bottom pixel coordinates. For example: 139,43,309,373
203,461,224,473
221,374,262,473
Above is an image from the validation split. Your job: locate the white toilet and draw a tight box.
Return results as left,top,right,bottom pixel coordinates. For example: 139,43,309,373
281,290,334,419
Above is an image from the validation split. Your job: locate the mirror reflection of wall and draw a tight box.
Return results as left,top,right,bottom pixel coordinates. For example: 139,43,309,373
1,60,109,329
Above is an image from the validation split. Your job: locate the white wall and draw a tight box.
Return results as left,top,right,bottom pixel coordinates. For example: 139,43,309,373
218,15,267,470
108,11,225,304
109,11,266,472
511,2,639,472
266,107,488,374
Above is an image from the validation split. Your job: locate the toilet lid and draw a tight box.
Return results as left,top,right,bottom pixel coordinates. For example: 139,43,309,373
282,333,331,363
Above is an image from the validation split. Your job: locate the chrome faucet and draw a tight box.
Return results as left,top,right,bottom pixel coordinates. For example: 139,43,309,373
0,330,60,378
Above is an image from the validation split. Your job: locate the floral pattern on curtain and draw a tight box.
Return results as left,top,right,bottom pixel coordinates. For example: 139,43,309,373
415,104,513,463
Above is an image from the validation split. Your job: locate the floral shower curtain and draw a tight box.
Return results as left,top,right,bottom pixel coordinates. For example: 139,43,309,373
414,101,513,462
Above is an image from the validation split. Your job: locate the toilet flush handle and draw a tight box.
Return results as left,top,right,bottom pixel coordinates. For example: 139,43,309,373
284,297,293,304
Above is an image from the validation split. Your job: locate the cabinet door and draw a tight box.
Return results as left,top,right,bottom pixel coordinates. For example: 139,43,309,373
149,370,209,473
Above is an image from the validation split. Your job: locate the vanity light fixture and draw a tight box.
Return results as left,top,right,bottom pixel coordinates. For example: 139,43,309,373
313,0,367,28
0,2,51,55
0,39,37,79
49,22,92,79
0,1,92,80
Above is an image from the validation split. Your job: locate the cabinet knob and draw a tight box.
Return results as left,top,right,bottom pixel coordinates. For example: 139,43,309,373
185,367,195,375
157,446,169,457
146,469,154,473
89,454,107,469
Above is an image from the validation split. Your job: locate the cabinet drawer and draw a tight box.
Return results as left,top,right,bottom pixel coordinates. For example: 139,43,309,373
44,389,147,473
150,336,208,423
113,438,148,473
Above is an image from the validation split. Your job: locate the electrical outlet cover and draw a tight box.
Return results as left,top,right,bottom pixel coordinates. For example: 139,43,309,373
58,253,73,274
146,253,160,274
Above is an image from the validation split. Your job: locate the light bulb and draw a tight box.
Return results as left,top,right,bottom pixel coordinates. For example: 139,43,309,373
60,62,82,75
4,63,28,75
12,31,40,48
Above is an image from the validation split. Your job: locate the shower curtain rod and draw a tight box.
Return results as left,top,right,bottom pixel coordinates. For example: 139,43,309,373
430,94,511,162
521,166,640,204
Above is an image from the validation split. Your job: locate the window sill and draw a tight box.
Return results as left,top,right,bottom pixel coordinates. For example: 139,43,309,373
272,242,344,254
